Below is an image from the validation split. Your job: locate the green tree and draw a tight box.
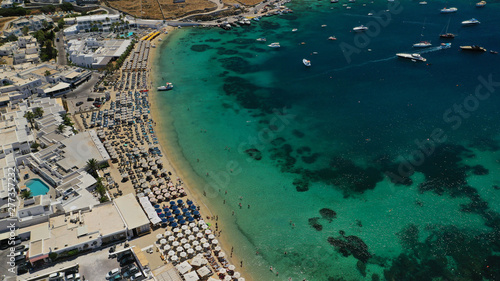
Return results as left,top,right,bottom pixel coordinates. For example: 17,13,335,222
33,107,44,118
60,2,73,12
20,190,32,199
57,123,65,134
86,158,99,177
24,111,35,128
6,34,18,42
22,26,29,36
30,142,40,152
57,18,65,29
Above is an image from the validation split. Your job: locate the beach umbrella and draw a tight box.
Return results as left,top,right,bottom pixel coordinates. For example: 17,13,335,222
180,238,188,244
168,217,175,222
200,238,207,243
150,197,157,203
184,211,191,217
161,218,168,223
188,235,195,241
168,250,175,256
195,245,203,252
190,205,197,210
185,230,192,235
181,225,188,231
177,199,184,205
176,215,184,221
176,246,184,252
179,220,186,225
142,183,149,188
187,200,193,205
187,248,194,255
214,246,222,252
164,244,171,251
180,252,187,258
196,233,203,239
218,252,225,258
159,213,166,218
173,227,180,233
212,239,218,245
171,255,178,262
156,233,163,239
165,230,172,237
172,205,179,210
168,236,175,242
171,222,178,227
176,232,184,238
166,212,173,217
192,241,200,246
205,230,212,235
233,272,241,278
174,209,181,215
192,227,199,233
189,222,196,228
193,211,200,217
224,275,232,281
157,195,164,201
208,234,215,240
182,208,188,213
201,224,208,229
172,241,180,247
188,217,195,222
219,268,227,274
183,243,191,249
160,239,167,245
156,159,163,164
238,278,245,281
203,243,210,248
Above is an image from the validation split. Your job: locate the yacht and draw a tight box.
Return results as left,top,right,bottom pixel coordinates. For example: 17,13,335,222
440,33,455,38
476,1,486,7
268,42,281,48
438,42,452,49
158,82,173,91
292,28,298,32
353,25,368,32
440,7,458,13
460,45,486,52
396,53,427,62
413,41,432,48
419,1,427,4
303,59,311,67
256,38,267,42
462,18,480,25
331,0,339,2
328,36,337,40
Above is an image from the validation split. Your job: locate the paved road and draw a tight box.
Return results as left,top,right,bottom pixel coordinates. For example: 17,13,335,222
99,5,120,15
55,30,67,65
65,73,104,113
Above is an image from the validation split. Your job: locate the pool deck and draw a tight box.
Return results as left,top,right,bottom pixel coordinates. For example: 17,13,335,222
18,166,57,199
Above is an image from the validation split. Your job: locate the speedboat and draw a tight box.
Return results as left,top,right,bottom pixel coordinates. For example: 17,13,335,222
440,33,455,39
321,24,327,28
256,38,267,42
413,41,432,48
462,18,480,25
303,59,311,67
419,1,427,4
292,28,298,32
440,7,457,13
460,45,486,52
353,25,368,32
490,50,498,54
158,82,173,91
331,0,338,3
438,43,452,49
328,36,337,40
268,42,281,48
476,1,486,7
396,53,427,62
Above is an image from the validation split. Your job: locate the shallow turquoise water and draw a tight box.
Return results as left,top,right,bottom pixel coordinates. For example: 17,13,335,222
26,179,50,197
154,0,500,280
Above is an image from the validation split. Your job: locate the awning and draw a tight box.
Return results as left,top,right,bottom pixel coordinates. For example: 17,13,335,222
29,254,49,263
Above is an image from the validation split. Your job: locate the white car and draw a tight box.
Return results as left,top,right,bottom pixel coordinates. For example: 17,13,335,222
130,272,143,280
105,268,120,279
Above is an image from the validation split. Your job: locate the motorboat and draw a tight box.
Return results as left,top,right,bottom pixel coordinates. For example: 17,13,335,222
462,18,480,25
328,36,337,40
303,59,311,67
439,18,455,38
268,42,281,48
413,41,432,48
158,82,173,91
321,24,327,28
460,45,486,52
440,7,457,13
292,28,298,32
419,1,427,4
476,1,486,7
353,25,368,32
331,0,339,3
438,42,452,49
396,53,427,62
256,38,267,42
490,50,498,54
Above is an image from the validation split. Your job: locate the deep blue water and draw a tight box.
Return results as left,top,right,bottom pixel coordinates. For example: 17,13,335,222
154,0,500,280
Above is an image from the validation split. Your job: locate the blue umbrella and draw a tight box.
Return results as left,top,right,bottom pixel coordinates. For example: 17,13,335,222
155,208,162,213
190,205,197,210
182,208,188,213
165,212,172,217
169,201,176,206
171,205,178,210
184,211,191,217
171,222,178,227
187,216,195,222
177,199,184,205
163,207,170,212
159,213,166,218
154,204,160,208
187,200,193,205
176,215,184,221
168,217,175,222
179,220,186,225
174,209,181,215
161,218,168,223
193,211,200,216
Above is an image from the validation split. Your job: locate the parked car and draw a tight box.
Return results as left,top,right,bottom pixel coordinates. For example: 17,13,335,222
106,268,120,279
119,256,135,267
130,272,143,280
76,101,84,106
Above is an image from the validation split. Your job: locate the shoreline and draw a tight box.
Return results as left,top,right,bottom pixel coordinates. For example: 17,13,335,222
147,30,258,281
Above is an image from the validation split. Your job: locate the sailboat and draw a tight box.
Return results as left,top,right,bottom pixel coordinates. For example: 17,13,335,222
413,19,431,48
439,18,455,39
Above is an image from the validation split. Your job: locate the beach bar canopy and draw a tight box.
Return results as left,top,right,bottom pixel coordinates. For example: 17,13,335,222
176,261,192,274
183,271,199,281
138,196,162,225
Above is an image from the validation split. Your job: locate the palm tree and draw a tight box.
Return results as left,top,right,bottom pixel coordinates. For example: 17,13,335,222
57,123,66,134
86,158,99,177
24,111,35,128
21,190,32,199
30,142,40,152
34,107,44,118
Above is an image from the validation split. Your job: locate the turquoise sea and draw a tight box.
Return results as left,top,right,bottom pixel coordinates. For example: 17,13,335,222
153,0,500,280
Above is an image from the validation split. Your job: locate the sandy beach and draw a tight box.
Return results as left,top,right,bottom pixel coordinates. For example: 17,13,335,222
147,29,257,281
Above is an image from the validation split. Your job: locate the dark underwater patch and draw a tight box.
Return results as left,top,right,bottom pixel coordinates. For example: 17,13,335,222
190,44,211,52
222,76,261,109
219,56,254,74
302,153,320,164
469,137,500,152
328,231,371,263
292,129,305,138
217,48,239,55
260,21,281,30
308,217,322,231
319,208,336,222
205,38,221,42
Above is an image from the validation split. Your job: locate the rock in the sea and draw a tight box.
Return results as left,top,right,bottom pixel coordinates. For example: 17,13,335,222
319,208,337,222
308,217,323,231
328,233,372,263
244,148,262,161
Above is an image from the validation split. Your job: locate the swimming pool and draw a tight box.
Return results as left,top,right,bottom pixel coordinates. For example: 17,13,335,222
25,179,50,196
